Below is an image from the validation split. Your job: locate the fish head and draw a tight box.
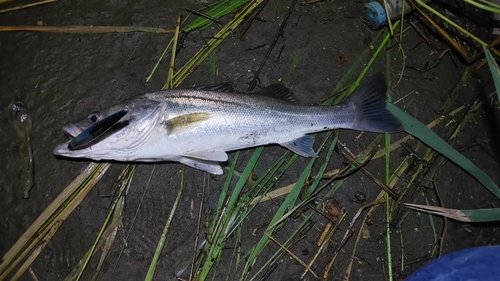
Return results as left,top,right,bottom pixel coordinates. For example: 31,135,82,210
53,98,163,160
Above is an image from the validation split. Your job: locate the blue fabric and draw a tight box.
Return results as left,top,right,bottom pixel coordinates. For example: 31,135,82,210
406,246,500,281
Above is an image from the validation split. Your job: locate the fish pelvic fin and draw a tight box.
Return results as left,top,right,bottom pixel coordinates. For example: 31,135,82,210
178,157,223,175
346,73,403,133
182,149,228,162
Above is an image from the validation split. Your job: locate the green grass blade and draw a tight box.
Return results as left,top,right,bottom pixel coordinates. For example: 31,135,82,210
183,0,251,33
210,51,217,84
146,167,185,281
464,0,500,13
283,52,301,86
248,213,314,281
199,148,263,279
384,47,393,281
323,21,399,106
483,45,500,101
462,208,500,222
388,103,500,199
146,38,173,83
304,132,337,197
73,166,134,281
242,154,317,277
172,0,265,87
234,154,295,229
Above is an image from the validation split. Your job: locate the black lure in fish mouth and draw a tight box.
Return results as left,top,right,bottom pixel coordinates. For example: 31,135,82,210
68,110,128,150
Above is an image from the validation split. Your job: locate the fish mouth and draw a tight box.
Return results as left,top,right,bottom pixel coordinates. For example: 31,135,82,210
63,124,85,138
53,142,72,156
53,124,87,157
53,141,102,160
55,120,132,158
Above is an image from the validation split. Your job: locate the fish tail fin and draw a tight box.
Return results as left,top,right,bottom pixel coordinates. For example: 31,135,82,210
346,73,403,133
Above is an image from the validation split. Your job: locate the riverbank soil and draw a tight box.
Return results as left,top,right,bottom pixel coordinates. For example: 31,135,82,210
1,0,499,280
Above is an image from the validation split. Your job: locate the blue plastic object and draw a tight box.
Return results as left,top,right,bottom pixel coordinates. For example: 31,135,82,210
405,246,500,281
364,1,387,30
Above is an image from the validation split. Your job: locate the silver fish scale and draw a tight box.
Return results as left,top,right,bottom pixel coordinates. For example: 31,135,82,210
147,90,356,140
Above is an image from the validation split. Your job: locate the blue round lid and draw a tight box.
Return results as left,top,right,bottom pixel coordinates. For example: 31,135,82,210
364,1,387,29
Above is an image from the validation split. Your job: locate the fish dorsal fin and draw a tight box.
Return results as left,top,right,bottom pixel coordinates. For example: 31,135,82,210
182,149,228,162
280,135,316,157
254,83,298,103
195,83,234,92
164,112,211,134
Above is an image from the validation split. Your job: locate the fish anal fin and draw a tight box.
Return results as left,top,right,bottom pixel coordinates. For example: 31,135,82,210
281,135,316,157
182,149,228,162
165,112,211,134
178,157,224,175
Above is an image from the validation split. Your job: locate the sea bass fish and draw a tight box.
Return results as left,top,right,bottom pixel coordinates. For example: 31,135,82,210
53,73,403,174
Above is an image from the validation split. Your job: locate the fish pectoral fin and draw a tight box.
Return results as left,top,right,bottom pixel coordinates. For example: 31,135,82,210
164,112,212,134
182,149,228,162
178,157,224,175
281,135,316,157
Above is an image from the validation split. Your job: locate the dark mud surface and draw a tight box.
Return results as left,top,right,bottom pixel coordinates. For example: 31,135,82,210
1,0,500,280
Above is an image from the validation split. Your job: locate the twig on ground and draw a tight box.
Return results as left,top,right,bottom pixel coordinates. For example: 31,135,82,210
247,0,298,91
0,25,174,33
0,0,56,14
431,173,447,258
189,174,207,280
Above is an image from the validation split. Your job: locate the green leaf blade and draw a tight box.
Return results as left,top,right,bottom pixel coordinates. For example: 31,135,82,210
388,103,500,199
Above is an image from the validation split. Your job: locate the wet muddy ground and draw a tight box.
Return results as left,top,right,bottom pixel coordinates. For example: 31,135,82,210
1,0,500,280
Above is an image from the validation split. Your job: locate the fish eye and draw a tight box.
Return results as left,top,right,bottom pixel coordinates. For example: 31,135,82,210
88,113,100,123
